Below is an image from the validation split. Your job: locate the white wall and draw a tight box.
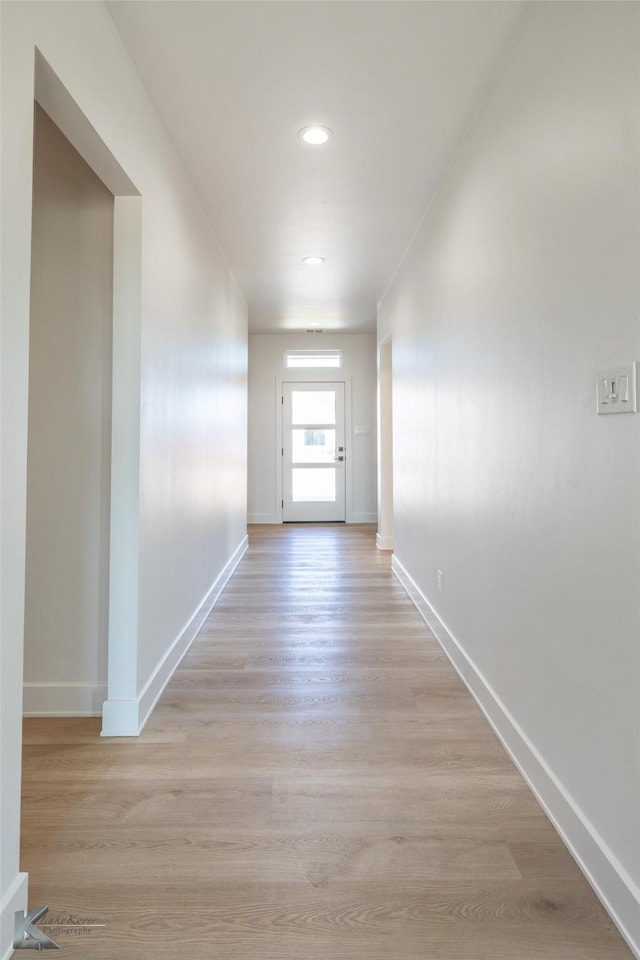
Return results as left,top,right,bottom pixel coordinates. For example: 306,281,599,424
248,333,377,524
379,2,639,954
24,104,114,716
0,3,247,955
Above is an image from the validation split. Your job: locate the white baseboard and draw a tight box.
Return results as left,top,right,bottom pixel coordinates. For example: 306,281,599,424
23,682,106,717
392,553,640,960
136,534,248,731
1,871,28,960
249,514,378,525
101,535,249,737
100,696,140,737
376,532,394,550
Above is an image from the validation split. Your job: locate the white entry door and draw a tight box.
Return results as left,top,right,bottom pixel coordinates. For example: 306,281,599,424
282,382,346,522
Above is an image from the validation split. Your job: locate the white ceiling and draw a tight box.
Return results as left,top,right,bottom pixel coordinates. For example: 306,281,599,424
106,1,525,334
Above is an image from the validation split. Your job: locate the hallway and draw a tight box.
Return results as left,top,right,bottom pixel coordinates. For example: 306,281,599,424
21,525,631,958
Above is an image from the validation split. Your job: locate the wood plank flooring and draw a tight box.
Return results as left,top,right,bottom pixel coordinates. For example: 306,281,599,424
21,524,632,958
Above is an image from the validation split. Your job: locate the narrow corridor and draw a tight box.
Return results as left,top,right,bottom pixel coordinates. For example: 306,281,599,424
20,525,631,958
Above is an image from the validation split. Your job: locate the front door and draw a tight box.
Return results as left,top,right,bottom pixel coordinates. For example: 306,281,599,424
282,382,346,521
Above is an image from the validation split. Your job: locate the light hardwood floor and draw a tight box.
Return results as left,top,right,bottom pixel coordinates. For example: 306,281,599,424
21,524,632,958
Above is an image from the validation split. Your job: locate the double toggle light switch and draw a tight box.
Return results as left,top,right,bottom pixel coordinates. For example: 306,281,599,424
596,363,637,415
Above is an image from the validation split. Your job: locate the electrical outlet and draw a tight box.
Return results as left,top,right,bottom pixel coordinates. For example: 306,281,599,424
437,569,444,594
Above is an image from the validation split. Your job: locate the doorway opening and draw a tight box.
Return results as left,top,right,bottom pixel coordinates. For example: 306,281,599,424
377,337,394,550
22,52,142,735
24,104,114,715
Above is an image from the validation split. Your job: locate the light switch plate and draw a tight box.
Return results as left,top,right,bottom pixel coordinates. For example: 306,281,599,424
354,424,370,435
596,363,637,415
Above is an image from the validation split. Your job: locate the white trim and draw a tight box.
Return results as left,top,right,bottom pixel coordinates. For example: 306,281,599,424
35,52,139,198
282,380,346,523
106,196,142,711
35,51,143,725
101,697,139,737
376,532,394,550
280,378,351,523
276,372,355,523
101,536,248,737
351,513,378,524
1,871,28,960
248,514,281,524
345,377,354,523
23,682,106,717
376,337,394,550
275,375,283,521
392,553,640,960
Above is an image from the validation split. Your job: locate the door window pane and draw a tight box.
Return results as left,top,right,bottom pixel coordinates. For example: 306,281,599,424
292,468,336,502
292,390,335,425
292,429,336,463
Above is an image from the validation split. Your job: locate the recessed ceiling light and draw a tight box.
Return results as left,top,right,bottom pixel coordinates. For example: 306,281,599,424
303,256,325,265
298,125,332,145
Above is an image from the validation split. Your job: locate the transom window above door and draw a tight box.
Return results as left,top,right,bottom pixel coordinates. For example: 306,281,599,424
285,350,342,369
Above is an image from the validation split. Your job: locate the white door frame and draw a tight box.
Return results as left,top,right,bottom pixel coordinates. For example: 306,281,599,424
34,54,143,736
282,381,346,522
377,335,394,550
275,373,353,522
